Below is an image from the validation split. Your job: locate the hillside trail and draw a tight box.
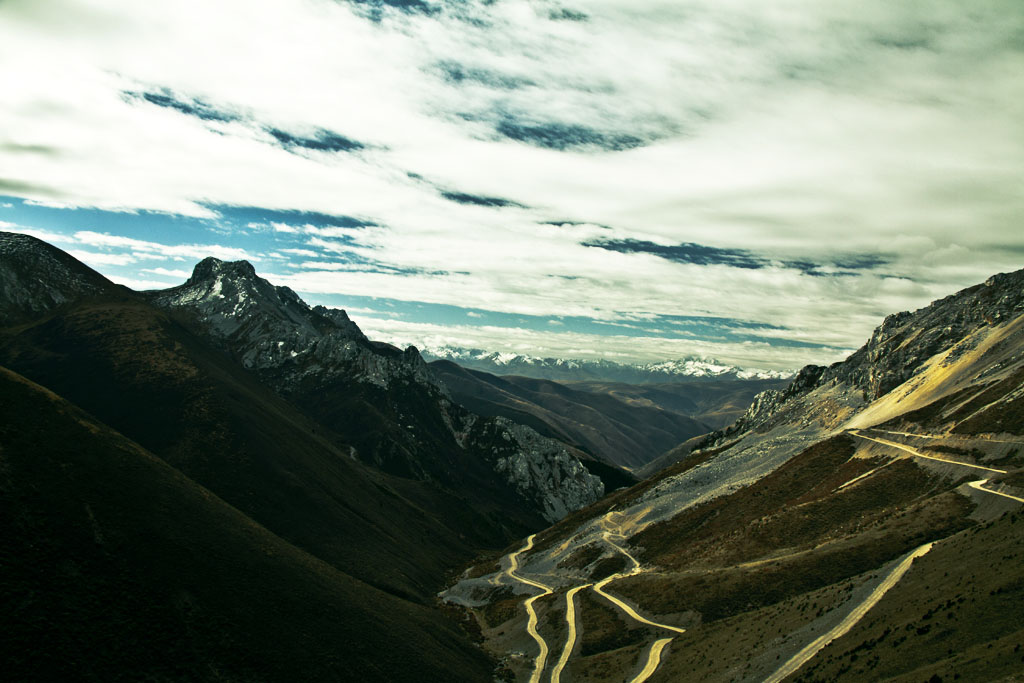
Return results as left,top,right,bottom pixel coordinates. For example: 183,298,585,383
505,534,555,683
519,507,684,683
762,542,936,683
849,430,1007,474
593,510,686,682
511,428,1022,682
848,429,1024,504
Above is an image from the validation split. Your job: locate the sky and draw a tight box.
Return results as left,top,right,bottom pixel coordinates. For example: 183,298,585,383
1,0,1022,371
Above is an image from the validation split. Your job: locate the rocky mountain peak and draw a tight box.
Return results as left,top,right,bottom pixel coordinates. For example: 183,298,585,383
0,230,121,324
701,266,1024,448
148,256,316,338
312,304,367,341
187,256,259,286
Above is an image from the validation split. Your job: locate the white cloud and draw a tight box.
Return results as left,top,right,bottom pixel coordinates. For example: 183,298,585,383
142,266,190,278
349,314,847,372
68,249,137,266
107,274,181,290
280,248,318,257
1,0,1021,365
73,231,257,262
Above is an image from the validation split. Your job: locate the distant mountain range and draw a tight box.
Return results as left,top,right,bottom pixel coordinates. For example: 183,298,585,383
429,360,789,471
421,346,794,383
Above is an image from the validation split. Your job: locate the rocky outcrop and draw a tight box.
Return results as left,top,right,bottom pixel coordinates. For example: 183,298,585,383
823,270,1024,399
464,417,604,523
698,364,825,448
698,268,1024,447
147,257,438,391
146,257,601,522
0,232,123,324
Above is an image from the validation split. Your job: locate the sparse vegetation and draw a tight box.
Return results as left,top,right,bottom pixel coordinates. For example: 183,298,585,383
577,590,653,656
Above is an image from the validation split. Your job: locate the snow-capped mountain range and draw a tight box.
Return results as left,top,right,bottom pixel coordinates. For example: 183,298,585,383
421,346,793,383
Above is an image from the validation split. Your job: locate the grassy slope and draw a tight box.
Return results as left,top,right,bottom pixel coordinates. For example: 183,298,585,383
516,432,995,681
0,366,492,682
0,299,506,600
791,510,1024,683
617,436,974,620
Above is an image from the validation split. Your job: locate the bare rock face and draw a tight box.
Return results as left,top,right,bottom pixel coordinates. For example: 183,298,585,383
826,270,1024,400
702,364,826,447
147,257,436,389
464,417,604,523
700,268,1024,447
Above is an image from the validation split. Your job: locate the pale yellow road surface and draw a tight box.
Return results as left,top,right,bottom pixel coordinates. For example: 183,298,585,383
850,431,1007,474
600,511,642,572
602,531,641,573
506,534,554,683
871,428,1024,446
593,576,687,635
587,512,687,682
629,638,674,683
836,459,897,491
551,583,591,683
762,542,934,683
968,479,1024,503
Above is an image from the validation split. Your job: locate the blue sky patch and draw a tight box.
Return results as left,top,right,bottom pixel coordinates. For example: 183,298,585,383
266,127,366,154
440,191,526,208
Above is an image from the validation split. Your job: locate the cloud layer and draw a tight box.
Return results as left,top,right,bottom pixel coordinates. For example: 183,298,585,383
1,0,1022,369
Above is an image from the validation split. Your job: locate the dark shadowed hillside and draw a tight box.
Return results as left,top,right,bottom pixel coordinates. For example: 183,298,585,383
0,367,492,682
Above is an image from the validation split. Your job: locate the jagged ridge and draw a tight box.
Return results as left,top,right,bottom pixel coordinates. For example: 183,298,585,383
702,268,1024,446
145,255,604,522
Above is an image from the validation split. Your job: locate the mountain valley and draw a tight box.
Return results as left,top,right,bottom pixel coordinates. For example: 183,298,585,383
445,269,1024,682
2,231,1022,682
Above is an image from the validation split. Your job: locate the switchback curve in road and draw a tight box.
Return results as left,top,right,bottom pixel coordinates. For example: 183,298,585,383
591,511,687,681
505,534,554,683
967,479,1024,503
593,576,687,635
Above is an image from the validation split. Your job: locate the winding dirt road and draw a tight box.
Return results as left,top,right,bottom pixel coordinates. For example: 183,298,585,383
967,479,1024,503
763,541,935,683
593,511,686,681
630,638,674,683
592,576,686,635
506,534,554,683
500,427,1020,682
550,583,591,683
850,430,1023,507
850,430,1007,474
